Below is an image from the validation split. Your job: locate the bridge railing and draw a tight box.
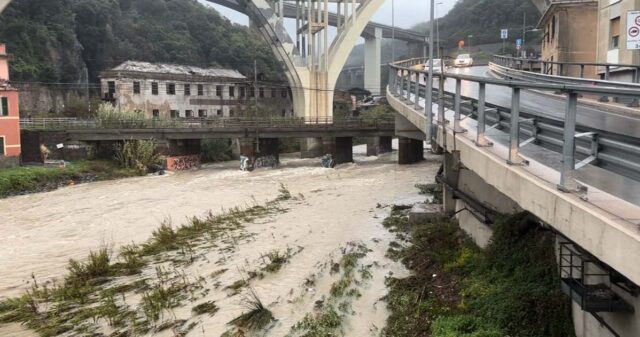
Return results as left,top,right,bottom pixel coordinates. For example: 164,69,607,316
388,57,640,191
19,116,395,131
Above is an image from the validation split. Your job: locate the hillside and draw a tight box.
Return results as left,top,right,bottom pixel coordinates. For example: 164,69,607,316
412,0,541,49
0,0,282,84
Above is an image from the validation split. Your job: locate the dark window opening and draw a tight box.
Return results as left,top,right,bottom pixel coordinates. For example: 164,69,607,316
249,87,255,98
152,109,159,119
240,87,246,98
216,85,223,97
551,16,556,39
152,82,159,95
170,110,179,118
0,137,4,155
184,84,191,96
217,109,223,116
229,109,234,117
133,82,140,94
229,86,235,97
271,88,277,98
167,83,176,95
259,87,265,98
198,109,207,118
1,97,8,116
197,84,204,96
185,110,193,118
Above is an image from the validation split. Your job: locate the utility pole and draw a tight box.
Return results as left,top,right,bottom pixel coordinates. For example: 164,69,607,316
436,2,442,58
254,59,258,109
391,0,395,63
426,0,435,141
522,12,526,58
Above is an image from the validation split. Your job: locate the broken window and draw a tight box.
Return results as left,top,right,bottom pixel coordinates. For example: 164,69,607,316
170,110,179,118
152,109,159,119
198,109,207,118
133,82,140,94
217,109,223,116
185,110,193,118
107,81,116,98
184,84,191,96
198,84,204,96
152,82,159,95
229,86,235,97
167,83,176,95
216,85,223,97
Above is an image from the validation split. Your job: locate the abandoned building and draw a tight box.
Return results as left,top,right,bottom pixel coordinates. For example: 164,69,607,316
99,61,294,119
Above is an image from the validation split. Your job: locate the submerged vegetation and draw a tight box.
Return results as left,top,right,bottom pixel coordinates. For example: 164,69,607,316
0,160,140,198
381,209,575,337
0,185,295,336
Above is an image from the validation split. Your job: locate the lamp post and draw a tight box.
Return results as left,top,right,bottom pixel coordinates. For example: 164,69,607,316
426,0,435,141
391,0,395,63
436,2,443,58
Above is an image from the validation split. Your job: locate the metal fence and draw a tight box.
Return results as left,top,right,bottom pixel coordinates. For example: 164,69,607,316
20,116,396,131
388,57,640,189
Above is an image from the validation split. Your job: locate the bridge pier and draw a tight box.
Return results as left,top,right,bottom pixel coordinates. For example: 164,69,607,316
165,139,202,171
366,136,392,156
364,28,382,95
300,138,323,158
398,137,424,164
239,138,280,170
322,137,353,165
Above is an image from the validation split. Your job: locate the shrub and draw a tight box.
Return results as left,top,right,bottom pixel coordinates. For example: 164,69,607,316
114,139,161,173
95,103,146,128
201,139,232,162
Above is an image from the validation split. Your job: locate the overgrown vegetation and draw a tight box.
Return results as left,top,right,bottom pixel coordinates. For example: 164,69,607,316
113,139,161,174
0,160,140,198
95,103,147,128
0,185,295,336
201,139,233,163
228,288,274,331
381,211,575,337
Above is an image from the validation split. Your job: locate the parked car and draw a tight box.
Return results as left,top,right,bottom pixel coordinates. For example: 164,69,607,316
423,58,446,73
454,54,474,67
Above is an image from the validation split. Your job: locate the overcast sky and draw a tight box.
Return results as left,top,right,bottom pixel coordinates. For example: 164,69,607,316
199,0,459,29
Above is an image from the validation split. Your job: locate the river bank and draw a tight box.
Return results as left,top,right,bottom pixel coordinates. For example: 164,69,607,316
0,144,441,336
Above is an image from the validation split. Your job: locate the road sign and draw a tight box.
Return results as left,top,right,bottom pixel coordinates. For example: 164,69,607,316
501,29,508,39
627,11,640,50
516,38,522,47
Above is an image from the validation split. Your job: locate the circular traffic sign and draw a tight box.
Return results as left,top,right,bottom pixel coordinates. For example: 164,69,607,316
635,15,640,26
630,26,640,37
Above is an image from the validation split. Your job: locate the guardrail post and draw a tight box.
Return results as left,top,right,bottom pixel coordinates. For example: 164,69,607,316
414,71,421,109
559,63,564,76
558,92,579,192
580,64,585,78
437,74,445,125
599,66,610,102
398,69,405,98
629,68,640,107
507,87,526,165
453,78,466,133
475,82,492,147
540,61,545,75
405,71,412,101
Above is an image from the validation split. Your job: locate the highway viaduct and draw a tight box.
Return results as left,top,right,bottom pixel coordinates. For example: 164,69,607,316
387,58,640,337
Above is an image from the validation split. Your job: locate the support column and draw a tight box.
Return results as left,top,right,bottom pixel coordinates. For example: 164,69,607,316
398,137,424,165
442,151,461,214
166,139,202,171
256,138,280,167
366,136,392,156
301,137,323,158
335,137,353,164
364,28,382,95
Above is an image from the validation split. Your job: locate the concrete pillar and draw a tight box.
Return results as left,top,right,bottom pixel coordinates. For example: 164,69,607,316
239,138,255,161
442,151,461,214
301,137,323,158
366,136,393,156
364,28,382,95
257,138,280,166
398,137,424,165
322,137,353,165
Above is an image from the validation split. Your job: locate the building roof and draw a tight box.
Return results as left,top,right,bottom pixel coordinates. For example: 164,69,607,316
108,61,246,80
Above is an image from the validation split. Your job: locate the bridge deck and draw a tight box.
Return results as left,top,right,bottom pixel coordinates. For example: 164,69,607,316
388,86,640,285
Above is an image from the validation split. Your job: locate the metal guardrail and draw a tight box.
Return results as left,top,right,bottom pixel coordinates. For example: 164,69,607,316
19,117,396,131
388,57,640,189
492,55,640,106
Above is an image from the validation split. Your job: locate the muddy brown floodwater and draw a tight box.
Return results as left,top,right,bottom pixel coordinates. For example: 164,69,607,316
0,143,440,336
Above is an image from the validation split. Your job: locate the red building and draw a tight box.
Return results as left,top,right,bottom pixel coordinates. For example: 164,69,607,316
0,43,20,168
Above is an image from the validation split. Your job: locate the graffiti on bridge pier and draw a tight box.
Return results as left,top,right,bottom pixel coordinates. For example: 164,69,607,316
167,155,201,171
240,155,279,171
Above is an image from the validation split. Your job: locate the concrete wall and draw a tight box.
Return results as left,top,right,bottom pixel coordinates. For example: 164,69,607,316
596,0,640,80
540,2,599,78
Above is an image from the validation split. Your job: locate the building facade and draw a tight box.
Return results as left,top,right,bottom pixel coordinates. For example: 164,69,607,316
0,43,21,168
538,1,599,78
596,0,640,82
100,61,293,119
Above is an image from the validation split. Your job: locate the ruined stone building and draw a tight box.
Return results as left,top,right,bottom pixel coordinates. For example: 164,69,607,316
99,61,293,119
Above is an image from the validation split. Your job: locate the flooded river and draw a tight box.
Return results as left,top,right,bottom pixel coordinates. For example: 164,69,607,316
0,143,439,336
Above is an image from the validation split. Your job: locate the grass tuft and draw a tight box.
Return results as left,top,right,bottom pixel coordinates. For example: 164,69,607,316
229,288,273,330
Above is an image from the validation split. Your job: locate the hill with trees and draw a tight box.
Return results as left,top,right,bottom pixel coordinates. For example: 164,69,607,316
0,0,282,84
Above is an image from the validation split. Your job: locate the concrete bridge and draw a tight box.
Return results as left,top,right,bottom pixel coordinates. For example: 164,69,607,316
387,58,640,337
